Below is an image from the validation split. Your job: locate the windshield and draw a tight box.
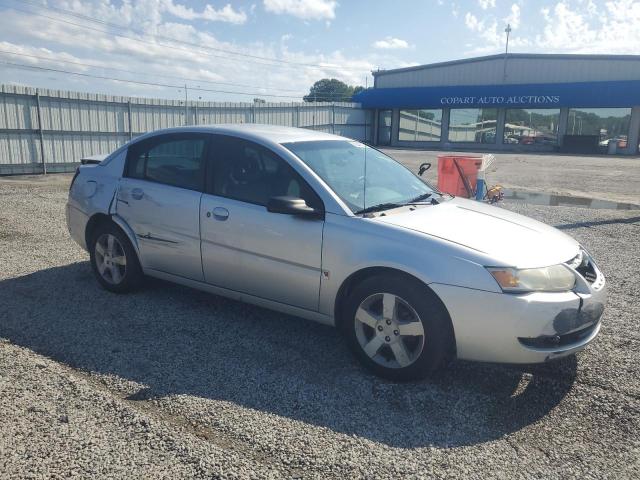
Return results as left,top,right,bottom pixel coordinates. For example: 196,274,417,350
282,140,435,214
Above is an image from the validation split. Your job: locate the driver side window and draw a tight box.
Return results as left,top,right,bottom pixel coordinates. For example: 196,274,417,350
208,136,322,210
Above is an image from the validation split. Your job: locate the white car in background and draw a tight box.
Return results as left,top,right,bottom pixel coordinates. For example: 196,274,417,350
66,125,606,380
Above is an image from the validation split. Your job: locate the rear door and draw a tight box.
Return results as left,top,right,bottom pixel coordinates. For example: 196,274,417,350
200,135,325,311
117,133,208,281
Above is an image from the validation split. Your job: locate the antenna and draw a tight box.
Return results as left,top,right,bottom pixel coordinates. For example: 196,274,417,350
362,143,367,214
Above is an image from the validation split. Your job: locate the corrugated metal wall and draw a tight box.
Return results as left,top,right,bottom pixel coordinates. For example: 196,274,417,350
0,84,372,174
375,55,640,88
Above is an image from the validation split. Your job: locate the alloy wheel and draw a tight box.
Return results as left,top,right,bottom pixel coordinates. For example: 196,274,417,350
94,233,127,285
354,293,425,369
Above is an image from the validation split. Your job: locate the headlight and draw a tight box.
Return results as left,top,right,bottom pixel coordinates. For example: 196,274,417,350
487,265,576,293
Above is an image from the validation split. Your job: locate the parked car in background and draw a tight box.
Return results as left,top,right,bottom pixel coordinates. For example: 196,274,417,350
600,136,628,149
66,125,606,380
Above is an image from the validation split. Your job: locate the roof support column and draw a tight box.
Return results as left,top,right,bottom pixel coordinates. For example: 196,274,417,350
623,106,640,155
372,109,379,145
440,108,450,148
390,109,400,147
495,109,506,147
557,108,569,148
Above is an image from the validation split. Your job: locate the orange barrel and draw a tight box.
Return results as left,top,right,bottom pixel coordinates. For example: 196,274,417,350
437,155,483,198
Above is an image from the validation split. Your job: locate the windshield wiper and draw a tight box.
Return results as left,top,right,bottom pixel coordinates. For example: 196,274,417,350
355,202,404,215
406,192,434,204
356,192,443,215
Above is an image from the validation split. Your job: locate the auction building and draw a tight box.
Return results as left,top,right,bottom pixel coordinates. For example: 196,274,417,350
354,53,640,155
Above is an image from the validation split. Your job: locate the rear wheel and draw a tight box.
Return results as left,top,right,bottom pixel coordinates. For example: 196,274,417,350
343,274,453,381
89,223,143,293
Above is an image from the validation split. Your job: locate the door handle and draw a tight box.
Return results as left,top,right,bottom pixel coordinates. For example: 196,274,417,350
131,188,144,200
212,207,229,221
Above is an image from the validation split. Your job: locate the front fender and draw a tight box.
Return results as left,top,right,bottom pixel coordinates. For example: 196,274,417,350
319,213,501,317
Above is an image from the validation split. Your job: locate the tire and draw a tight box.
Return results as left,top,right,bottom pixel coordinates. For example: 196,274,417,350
89,222,143,293
342,273,453,381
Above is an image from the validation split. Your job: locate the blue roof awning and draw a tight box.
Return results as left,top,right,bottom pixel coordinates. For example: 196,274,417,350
353,80,640,109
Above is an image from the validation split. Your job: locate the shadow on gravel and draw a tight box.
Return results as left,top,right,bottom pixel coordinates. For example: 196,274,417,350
555,215,640,230
0,262,577,449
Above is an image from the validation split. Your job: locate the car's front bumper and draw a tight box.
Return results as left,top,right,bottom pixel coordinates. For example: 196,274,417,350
430,274,606,364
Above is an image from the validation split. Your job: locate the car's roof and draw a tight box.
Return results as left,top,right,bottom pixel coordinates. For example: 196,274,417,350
138,124,347,145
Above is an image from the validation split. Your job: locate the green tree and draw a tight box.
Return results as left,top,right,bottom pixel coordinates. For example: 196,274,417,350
304,78,365,102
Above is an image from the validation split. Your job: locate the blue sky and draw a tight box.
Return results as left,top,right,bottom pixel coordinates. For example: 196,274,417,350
1,0,638,101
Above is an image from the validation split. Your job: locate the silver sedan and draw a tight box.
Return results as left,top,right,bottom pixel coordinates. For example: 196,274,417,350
66,125,606,380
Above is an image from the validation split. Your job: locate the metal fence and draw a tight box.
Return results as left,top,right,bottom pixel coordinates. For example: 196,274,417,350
0,84,372,175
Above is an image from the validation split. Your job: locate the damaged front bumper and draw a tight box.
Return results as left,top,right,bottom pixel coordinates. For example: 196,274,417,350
430,268,606,364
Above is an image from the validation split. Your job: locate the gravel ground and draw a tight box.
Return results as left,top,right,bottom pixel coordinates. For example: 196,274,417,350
1,174,639,479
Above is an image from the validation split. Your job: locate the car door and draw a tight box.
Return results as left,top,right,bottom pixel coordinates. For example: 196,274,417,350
200,135,324,311
116,132,208,281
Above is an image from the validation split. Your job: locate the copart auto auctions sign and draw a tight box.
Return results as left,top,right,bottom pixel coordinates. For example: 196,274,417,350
440,95,561,106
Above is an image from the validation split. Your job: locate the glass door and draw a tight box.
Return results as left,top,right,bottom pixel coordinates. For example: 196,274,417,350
377,110,392,146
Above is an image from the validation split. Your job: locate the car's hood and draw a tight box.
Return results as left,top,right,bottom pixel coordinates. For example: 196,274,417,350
374,197,579,268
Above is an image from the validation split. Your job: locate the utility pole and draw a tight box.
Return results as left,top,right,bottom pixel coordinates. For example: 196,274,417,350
503,23,512,83
184,84,188,126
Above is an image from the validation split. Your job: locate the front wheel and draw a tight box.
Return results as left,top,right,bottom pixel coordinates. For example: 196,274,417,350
343,274,453,381
89,223,143,293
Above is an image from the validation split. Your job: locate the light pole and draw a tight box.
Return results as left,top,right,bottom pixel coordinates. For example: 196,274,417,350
503,23,512,82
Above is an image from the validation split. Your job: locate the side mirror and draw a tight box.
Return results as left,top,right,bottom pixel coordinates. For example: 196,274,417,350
267,196,323,219
418,162,431,176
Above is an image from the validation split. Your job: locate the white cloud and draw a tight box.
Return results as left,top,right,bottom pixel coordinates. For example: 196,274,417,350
451,2,460,17
478,0,496,9
465,12,480,30
262,0,337,20
50,0,247,25
505,3,520,29
372,37,410,50
161,1,247,24
0,2,375,100
464,0,640,55
535,0,640,53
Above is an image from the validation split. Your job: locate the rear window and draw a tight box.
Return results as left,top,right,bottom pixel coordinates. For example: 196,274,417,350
126,133,207,191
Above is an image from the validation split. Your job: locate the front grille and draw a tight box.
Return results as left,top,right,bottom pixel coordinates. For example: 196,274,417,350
566,249,601,287
577,262,597,283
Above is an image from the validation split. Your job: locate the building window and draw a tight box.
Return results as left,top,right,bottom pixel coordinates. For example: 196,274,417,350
567,108,631,147
398,109,442,142
377,110,392,145
504,108,560,145
448,108,498,143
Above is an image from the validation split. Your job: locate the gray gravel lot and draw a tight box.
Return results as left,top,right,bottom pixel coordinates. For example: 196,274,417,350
383,149,640,205
0,173,639,479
